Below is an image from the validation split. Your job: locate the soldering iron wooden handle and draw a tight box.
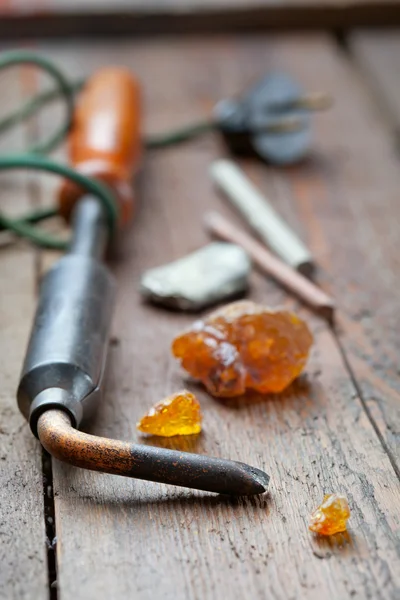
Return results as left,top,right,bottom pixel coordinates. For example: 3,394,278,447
59,67,141,226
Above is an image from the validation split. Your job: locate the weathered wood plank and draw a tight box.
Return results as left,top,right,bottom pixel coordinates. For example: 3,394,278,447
0,63,48,600
350,30,400,138
1,2,400,38
33,36,400,600
264,34,400,465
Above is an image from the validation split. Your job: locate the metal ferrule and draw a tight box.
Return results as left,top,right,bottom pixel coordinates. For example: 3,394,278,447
17,196,114,436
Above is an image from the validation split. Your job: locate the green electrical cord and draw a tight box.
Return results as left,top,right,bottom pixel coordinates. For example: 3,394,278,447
0,78,84,141
146,120,214,148
0,155,118,249
0,50,75,154
0,52,121,249
0,51,213,250
0,77,214,151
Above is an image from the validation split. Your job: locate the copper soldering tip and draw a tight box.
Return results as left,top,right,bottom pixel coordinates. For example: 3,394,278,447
38,410,269,496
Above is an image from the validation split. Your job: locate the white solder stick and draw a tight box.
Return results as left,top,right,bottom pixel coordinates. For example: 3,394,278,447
210,159,314,276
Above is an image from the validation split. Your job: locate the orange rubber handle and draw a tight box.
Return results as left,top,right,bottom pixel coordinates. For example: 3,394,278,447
59,67,141,226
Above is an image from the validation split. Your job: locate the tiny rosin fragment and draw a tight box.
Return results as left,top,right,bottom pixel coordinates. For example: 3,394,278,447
309,494,351,536
137,390,202,437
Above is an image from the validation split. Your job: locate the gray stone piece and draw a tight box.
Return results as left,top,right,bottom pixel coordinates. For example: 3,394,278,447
140,242,251,311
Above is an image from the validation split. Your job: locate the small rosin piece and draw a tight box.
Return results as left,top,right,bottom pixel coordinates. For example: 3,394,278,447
137,390,202,437
309,494,350,536
172,301,313,397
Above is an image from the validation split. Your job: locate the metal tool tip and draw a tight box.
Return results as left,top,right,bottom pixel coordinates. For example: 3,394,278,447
249,466,270,493
238,462,270,495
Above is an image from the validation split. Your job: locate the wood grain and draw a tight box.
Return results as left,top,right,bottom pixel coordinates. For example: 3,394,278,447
350,31,400,138
31,36,400,600
0,63,48,600
263,35,400,465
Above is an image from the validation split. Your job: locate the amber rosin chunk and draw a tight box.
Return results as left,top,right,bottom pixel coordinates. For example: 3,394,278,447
309,494,350,536
171,301,313,397
136,390,202,437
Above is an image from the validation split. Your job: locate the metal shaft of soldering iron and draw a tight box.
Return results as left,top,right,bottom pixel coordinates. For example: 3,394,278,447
32,198,269,496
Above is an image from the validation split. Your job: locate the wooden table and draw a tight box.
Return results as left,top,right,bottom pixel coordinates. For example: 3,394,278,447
1,30,400,600
1,0,400,35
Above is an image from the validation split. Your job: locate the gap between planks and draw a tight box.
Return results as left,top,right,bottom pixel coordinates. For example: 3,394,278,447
21,60,61,600
0,61,48,600
349,30,400,147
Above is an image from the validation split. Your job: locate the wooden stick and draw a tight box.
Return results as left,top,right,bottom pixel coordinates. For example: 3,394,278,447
210,159,314,275
204,211,335,322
